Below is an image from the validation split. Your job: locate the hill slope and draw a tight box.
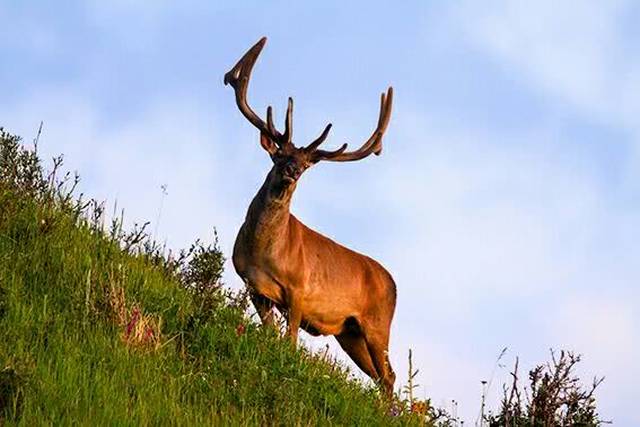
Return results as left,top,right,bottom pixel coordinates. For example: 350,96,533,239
0,129,423,425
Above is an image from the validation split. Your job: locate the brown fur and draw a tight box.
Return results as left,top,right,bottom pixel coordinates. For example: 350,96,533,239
232,168,397,394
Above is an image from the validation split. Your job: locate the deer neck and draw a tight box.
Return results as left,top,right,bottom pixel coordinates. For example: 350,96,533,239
243,170,296,254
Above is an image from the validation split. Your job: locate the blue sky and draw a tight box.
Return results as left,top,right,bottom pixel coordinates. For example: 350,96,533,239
2,1,639,424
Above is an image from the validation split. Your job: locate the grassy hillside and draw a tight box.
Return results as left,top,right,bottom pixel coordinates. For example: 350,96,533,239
0,128,427,425
1,128,606,426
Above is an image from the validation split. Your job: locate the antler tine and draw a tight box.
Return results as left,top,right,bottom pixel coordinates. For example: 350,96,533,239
311,87,393,162
266,106,277,136
304,123,333,152
372,87,394,153
283,97,294,145
316,142,348,158
224,37,282,142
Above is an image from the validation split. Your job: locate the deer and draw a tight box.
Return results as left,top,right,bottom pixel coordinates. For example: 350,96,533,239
225,37,397,395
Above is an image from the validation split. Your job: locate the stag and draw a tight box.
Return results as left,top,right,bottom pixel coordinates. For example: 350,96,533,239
225,37,396,394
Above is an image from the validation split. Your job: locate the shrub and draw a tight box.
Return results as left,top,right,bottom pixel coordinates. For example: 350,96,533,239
485,351,606,426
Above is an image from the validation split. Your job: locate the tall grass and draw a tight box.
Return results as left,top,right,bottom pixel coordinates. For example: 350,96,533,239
0,128,426,425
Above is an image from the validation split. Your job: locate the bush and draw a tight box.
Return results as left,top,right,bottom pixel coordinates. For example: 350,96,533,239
485,351,606,426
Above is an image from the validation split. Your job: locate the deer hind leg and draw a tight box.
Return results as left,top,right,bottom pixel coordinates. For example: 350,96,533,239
363,330,396,397
335,332,379,381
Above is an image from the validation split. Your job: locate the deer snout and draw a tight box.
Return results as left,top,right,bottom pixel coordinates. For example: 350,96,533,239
283,163,302,180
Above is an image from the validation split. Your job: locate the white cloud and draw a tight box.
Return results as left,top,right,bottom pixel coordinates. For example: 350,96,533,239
455,1,629,117
547,295,636,365
453,0,640,194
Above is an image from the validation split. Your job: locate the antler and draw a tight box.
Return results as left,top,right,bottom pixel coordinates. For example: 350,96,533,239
307,87,393,162
225,38,393,159
224,37,293,148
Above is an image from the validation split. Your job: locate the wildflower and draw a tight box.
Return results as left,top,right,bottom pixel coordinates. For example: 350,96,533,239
125,307,140,338
235,323,245,336
389,402,402,417
411,400,429,415
145,326,154,342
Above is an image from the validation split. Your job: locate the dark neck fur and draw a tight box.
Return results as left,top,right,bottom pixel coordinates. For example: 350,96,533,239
243,169,296,251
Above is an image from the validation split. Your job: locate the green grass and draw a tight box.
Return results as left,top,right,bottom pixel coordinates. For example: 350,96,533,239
0,129,424,425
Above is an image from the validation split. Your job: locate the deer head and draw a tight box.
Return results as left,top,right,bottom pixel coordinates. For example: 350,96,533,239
224,37,393,197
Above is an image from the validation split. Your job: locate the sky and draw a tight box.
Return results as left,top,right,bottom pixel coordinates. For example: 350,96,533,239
2,1,639,424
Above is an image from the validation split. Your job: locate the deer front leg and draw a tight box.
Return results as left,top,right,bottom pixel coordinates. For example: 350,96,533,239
241,269,285,328
250,291,275,327
286,296,302,345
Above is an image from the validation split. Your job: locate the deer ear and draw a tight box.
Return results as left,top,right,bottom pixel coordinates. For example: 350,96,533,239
260,132,278,155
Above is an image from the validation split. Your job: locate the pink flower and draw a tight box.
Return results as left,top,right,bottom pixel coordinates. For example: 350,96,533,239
125,307,140,338
145,326,155,341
